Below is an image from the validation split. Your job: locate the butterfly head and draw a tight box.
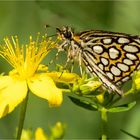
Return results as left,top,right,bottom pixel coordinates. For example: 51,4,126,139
56,26,74,40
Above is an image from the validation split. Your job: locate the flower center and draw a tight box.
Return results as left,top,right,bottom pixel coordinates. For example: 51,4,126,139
0,35,58,79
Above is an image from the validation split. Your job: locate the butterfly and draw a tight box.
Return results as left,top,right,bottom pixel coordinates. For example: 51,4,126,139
56,26,140,95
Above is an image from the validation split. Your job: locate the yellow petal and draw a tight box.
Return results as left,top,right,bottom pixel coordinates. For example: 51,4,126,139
20,129,32,140
28,74,63,107
46,72,80,83
96,92,105,103
35,128,48,140
134,78,140,91
0,76,27,118
133,70,140,91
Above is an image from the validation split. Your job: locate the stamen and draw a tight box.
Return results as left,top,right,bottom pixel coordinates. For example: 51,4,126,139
0,35,59,79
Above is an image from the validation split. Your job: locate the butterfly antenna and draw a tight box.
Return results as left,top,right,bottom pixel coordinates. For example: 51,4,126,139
45,24,58,38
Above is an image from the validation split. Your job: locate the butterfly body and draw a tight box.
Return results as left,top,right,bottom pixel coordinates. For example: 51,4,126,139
57,26,140,95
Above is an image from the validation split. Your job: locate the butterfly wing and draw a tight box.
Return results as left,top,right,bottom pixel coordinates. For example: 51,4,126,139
78,31,140,86
82,50,123,95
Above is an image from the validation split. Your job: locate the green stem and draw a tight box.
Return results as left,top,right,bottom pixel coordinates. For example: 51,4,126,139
62,89,71,93
17,92,29,140
101,108,108,140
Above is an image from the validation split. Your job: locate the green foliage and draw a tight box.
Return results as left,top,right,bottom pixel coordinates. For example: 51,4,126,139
0,1,140,139
108,101,136,113
120,129,140,139
69,96,98,111
61,68,138,117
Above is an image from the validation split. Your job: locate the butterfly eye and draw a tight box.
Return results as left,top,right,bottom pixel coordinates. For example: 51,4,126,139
63,31,72,39
56,27,72,40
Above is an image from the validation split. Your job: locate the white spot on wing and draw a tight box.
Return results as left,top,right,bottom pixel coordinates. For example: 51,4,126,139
123,45,139,52
122,76,130,82
111,66,121,76
98,63,104,70
116,81,122,85
126,53,137,60
102,38,112,44
137,64,140,70
106,72,114,80
123,59,133,65
109,48,120,59
118,37,130,44
117,63,129,72
92,45,103,54
101,57,109,66
134,39,140,44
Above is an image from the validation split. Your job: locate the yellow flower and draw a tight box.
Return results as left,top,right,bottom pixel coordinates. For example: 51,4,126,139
20,129,32,140
35,122,65,140
35,128,48,140
20,122,65,140
96,92,105,103
122,71,140,95
50,122,65,139
134,70,140,91
0,35,78,118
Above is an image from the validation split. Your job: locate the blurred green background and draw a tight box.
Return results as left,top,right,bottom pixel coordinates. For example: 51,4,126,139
0,1,140,139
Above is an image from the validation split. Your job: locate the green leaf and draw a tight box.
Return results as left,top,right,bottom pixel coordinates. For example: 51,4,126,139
68,96,98,111
120,129,140,139
108,101,136,113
